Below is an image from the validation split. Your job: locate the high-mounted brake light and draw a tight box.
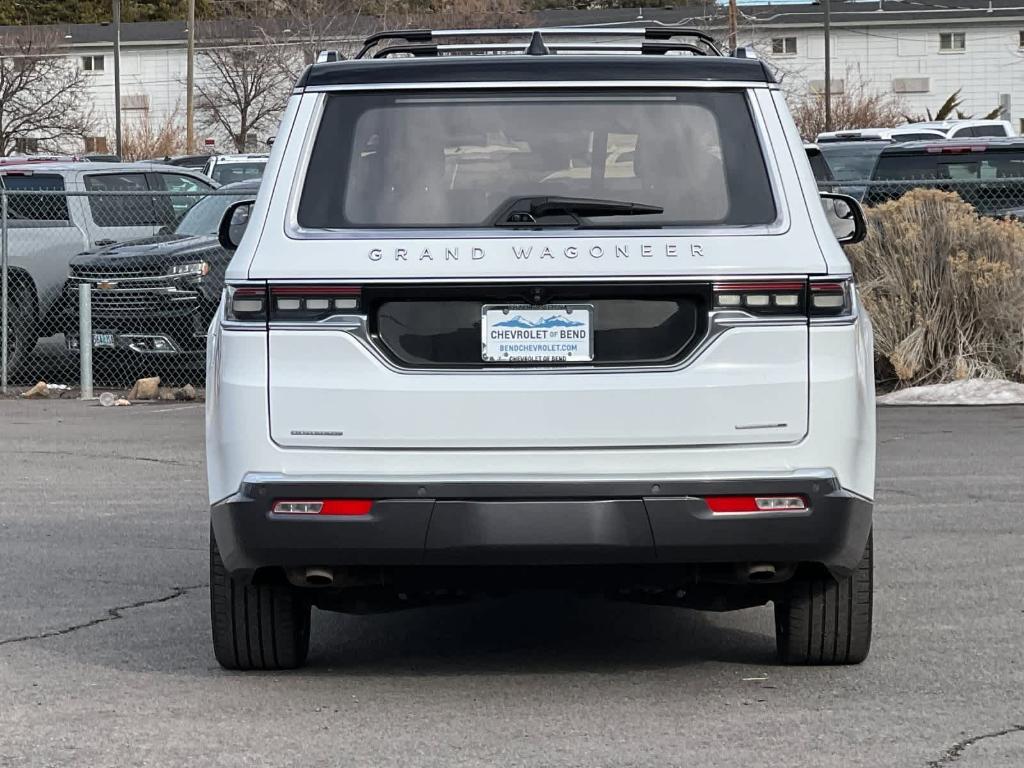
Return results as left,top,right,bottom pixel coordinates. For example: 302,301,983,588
925,144,986,154
269,285,362,321
705,495,808,514
273,499,373,516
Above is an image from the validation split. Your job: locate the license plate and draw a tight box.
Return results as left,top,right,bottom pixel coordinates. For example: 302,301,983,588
481,304,593,363
92,333,115,348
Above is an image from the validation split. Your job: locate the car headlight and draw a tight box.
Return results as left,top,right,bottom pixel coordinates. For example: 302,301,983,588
170,261,210,277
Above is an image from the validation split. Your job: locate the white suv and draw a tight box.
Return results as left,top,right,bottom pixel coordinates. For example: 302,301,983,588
206,27,876,670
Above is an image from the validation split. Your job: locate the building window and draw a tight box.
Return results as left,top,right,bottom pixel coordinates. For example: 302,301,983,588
81,55,105,72
939,32,966,52
84,136,109,154
14,137,39,154
771,37,798,55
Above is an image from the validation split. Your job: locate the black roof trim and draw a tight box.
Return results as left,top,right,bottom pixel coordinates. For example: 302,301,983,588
296,55,774,89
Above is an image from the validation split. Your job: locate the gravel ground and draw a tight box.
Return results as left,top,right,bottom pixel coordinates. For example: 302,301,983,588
0,401,1022,767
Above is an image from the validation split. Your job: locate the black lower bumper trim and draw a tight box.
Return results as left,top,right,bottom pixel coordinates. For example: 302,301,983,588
211,476,872,579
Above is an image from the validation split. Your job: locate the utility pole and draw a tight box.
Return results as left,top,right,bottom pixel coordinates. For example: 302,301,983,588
727,0,738,53
823,0,832,132
186,0,196,153
113,0,122,157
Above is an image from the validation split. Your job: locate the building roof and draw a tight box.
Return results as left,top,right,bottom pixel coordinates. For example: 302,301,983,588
3,1,1024,48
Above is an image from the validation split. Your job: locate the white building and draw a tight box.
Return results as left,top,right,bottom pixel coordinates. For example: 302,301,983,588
2,1,1022,156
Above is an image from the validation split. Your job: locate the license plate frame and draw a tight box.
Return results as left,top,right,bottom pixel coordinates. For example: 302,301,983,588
481,304,594,363
92,332,116,348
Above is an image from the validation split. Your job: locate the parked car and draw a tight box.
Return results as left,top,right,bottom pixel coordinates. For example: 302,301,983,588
201,153,268,184
206,27,876,670
863,137,1024,213
59,181,259,363
817,139,891,200
816,127,945,143
804,143,834,182
0,162,217,370
901,118,1015,139
146,154,213,170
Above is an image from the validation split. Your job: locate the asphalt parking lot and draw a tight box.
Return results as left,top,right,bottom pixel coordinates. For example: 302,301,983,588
1,401,1022,767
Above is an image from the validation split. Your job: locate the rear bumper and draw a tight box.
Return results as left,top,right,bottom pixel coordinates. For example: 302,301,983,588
211,474,872,579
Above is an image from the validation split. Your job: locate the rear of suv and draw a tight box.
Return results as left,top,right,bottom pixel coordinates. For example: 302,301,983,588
206,28,876,670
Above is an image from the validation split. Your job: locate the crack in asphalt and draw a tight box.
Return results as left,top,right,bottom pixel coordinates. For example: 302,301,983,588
0,585,206,648
926,724,1024,766
0,449,200,467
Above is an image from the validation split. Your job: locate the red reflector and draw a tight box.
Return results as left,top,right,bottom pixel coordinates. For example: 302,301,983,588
705,495,808,514
273,499,373,516
320,499,373,516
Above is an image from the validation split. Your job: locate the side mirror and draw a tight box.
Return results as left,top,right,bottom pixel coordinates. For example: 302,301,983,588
157,225,173,236
819,192,867,245
218,199,255,250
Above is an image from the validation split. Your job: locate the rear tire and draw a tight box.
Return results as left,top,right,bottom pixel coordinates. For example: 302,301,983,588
5,287,37,375
774,531,873,665
210,528,311,670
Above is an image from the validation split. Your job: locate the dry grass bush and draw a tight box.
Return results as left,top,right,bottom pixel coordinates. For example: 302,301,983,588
117,110,186,161
848,189,1024,385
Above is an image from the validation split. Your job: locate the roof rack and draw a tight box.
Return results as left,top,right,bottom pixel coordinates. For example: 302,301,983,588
354,27,724,60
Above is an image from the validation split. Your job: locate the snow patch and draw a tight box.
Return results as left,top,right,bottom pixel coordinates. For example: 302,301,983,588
877,379,1024,406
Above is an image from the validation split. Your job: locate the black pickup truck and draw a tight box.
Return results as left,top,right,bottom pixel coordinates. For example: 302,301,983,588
60,180,259,364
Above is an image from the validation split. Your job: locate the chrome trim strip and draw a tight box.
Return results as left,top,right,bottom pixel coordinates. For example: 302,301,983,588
267,310,806,376
240,468,839,485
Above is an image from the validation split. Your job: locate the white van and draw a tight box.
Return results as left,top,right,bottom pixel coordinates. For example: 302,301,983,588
206,28,877,670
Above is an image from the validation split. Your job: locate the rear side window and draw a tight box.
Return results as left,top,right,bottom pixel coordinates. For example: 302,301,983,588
873,151,1024,180
0,173,69,221
210,162,266,184
84,172,158,227
298,89,777,229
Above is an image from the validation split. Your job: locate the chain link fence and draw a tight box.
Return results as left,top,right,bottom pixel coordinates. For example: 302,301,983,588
2,177,1023,398
819,177,1024,217
1,187,254,397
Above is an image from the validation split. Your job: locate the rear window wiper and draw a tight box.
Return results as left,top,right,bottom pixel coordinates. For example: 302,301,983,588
489,195,664,227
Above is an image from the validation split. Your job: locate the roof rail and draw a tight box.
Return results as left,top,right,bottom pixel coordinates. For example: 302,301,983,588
354,26,723,60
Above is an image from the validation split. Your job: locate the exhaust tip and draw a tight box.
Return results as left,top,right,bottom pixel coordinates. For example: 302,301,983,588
302,567,335,587
747,563,777,582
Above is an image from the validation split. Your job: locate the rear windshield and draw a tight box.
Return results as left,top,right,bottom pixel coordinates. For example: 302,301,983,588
819,143,887,181
298,90,777,229
0,173,69,221
872,150,1024,180
210,162,266,185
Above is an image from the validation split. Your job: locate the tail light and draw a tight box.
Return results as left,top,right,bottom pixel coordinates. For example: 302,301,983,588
713,279,854,319
269,285,362,321
705,495,808,514
713,281,805,315
809,279,854,318
226,285,267,322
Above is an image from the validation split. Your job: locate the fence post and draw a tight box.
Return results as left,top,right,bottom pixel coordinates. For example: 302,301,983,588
1,190,8,395
78,282,93,400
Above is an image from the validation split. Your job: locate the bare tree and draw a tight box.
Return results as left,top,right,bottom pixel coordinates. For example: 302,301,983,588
0,30,94,154
385,0,532,31
786,68,907,141
195,23,292,152
267,0,370,75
